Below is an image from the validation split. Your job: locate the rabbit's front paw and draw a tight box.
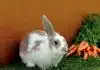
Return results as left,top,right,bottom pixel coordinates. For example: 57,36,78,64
26,61,35,67
54,64,58,67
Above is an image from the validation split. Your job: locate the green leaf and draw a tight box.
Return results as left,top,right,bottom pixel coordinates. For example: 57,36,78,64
73,14,100,47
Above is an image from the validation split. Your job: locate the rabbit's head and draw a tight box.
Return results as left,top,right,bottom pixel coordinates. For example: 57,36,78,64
42,15,68,55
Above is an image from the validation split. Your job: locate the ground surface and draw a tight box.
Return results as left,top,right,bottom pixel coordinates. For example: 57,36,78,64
1,55,100,70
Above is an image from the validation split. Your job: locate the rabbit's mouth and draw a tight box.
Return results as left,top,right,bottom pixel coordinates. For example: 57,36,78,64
63,51,67,54
61,47,68,53
59,51,67,55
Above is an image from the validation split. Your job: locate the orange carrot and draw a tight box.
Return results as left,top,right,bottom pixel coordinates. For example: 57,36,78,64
77,41,89,55
83,50,88,60
67,46,77,56
88,50,92,56
97,48,100,53
87,46,91,51
68,44,76,51
77,50,81,56
91,45,98,57
87,46,92,56
78,41,89,51
91,45,97,50
89,49,98,57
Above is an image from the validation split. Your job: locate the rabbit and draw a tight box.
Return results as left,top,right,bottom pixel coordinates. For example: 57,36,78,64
19,15,68,69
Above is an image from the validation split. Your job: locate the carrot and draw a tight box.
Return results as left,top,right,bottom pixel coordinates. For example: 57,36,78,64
77,41,85,51
88,50,92,56
67,46,77,56
89,49,97,57
97,48,100,53
91,45,98,57
91,45,97,50
87,46,91,51
77,50,81,56
83,50,88,60
87,46,92,56
68,44,76,51
77,41,89,55
78,41,89,51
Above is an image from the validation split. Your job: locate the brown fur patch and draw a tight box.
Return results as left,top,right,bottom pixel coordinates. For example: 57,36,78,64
32,40,43,51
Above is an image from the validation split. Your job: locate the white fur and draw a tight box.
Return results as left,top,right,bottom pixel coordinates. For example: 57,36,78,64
19,31,68,68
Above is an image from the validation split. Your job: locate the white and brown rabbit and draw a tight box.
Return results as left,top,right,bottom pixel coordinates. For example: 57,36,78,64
19,15,68,69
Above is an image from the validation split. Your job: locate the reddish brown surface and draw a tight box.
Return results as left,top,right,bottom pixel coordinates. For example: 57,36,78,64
0,0,100,65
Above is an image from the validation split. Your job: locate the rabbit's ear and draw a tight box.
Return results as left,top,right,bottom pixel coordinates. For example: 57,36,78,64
42,15,55,37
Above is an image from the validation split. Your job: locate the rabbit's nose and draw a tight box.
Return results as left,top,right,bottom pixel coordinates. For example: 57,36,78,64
62,47,68,53
64,49,68,53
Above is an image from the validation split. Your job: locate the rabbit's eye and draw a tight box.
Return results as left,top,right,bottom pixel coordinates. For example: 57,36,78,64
54,41,58,45
54,40,60,47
